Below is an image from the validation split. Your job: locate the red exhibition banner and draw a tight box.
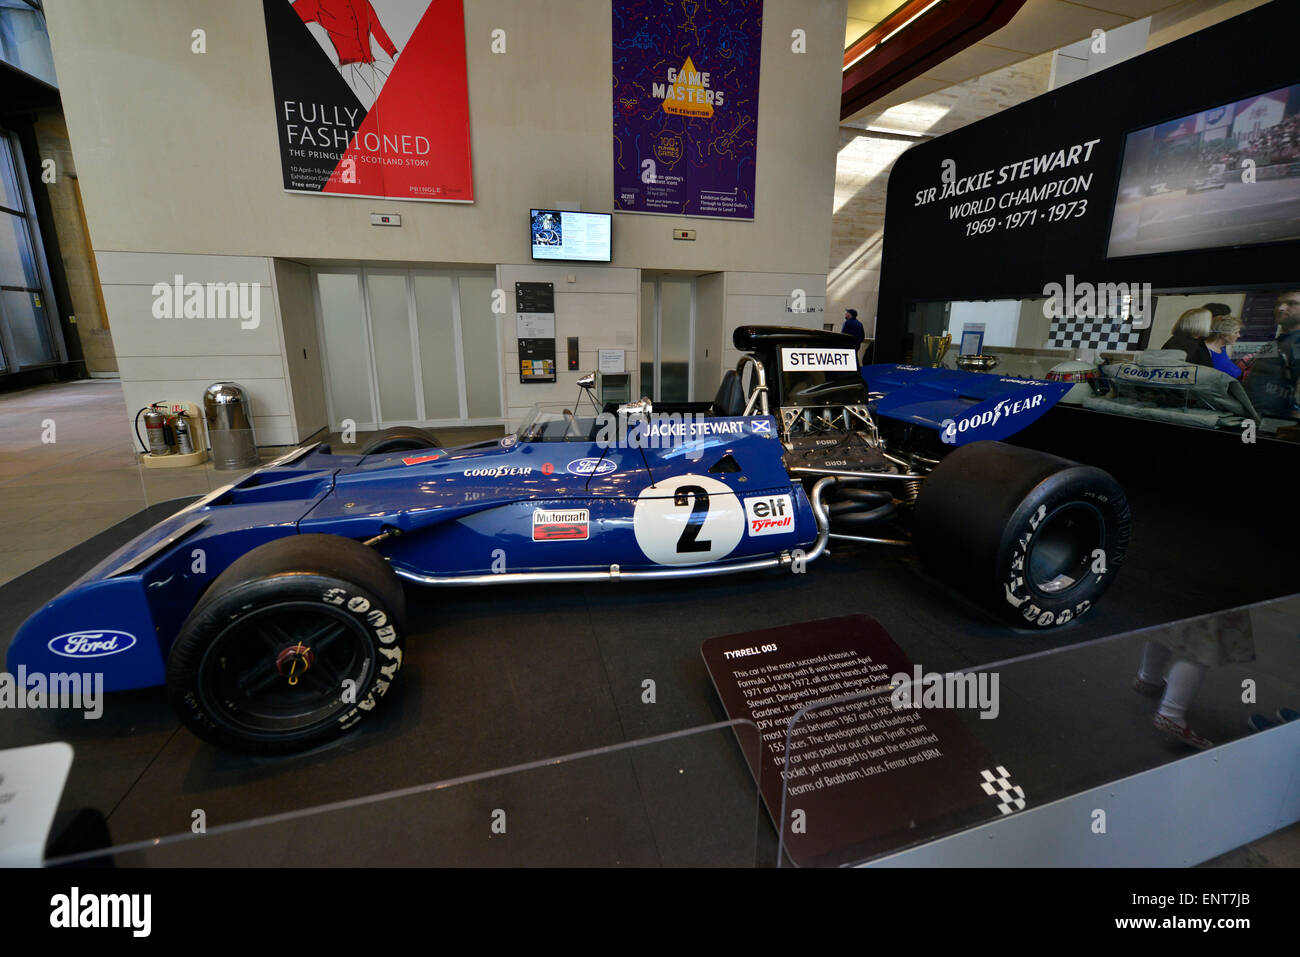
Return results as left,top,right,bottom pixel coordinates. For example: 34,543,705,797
263,0,474,203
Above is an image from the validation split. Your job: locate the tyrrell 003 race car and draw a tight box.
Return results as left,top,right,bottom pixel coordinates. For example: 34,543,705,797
7,326,1129,753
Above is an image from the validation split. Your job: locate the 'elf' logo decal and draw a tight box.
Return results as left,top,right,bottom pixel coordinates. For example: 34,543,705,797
744,494,793,536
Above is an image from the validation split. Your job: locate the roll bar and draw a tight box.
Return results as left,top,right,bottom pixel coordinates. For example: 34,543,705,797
737,354,770,416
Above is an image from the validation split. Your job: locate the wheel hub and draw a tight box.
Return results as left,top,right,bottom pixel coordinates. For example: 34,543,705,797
275,643,315,685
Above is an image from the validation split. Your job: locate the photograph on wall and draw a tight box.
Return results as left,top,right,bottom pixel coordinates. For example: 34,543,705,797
1107,82,1300,257
262,0,473,202
612,0,763,219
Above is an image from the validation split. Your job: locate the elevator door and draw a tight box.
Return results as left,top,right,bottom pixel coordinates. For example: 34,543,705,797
639,277,695,402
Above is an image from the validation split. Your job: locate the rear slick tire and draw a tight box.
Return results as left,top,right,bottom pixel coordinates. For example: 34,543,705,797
911,441,1130,629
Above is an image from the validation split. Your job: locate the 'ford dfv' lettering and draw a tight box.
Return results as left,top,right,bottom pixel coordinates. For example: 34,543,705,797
781,347,856,371
567,458,618,476
745,494,793,535
48,630,137,658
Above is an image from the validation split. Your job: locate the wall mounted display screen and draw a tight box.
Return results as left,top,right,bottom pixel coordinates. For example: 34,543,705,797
530,210,612,262
1107,82,1300,258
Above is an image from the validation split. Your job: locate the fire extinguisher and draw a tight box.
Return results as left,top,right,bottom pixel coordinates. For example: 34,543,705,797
175,410,195,455
142,404,172,456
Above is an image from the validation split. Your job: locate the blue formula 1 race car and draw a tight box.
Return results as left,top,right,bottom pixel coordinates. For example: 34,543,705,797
7,327,1130,753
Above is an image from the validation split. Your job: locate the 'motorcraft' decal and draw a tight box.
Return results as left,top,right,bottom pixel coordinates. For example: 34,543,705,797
532,508,590,541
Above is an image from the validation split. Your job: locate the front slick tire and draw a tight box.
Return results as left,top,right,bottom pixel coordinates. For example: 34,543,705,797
912,441,1130,629
166,534,407,755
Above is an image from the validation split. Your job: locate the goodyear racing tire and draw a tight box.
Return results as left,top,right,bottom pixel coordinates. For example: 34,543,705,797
166,534,407,754
911,441,1129,629
359,426,441,455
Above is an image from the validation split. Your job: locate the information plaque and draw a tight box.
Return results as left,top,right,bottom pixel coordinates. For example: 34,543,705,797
702,614,1010,867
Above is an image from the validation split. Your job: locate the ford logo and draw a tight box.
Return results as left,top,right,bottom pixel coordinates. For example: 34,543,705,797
567,458,617,476
47,630,137,658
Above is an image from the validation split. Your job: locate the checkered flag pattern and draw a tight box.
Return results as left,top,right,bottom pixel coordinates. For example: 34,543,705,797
979,765,1026,815
1046,316,1141,351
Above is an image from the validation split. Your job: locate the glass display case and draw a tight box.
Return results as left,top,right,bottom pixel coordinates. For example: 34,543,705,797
899,287,1300,442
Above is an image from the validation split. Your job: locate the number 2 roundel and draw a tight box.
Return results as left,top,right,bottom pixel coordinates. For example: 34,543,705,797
633,474,745,566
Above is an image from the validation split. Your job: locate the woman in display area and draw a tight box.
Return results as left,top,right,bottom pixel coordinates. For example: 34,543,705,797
1204,315,1244,379
1161,307,1214,367
1133,608,1256,749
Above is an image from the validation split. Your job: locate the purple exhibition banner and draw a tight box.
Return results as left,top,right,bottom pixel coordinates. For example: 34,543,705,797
612,0,763,220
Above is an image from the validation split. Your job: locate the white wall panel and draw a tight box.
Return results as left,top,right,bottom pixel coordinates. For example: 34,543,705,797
499,264,639,428
95,252,273,287
102,283,281,358
722,272,830,372
105,251,302,448
116,355,287,381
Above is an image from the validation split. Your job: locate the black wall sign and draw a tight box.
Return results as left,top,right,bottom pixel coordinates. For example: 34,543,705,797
516,282,556,383
515,282,555,313
875,2,1299,361
519,338,556,382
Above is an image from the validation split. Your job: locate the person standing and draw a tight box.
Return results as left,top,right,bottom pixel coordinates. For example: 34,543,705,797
1204,315,1243,379
1133,608,1256,749
1161,307,1214,367
1244,290,1300,418
841,308,865,349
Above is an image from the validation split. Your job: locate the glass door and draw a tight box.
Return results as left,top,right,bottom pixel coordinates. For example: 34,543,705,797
313,267,502,430
314,269,377,429
413,274,461,420
457,275,502,419
365,269,420,423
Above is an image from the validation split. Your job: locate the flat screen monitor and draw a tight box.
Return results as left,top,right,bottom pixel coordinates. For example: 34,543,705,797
1106,82,1300,258
530,209,612,262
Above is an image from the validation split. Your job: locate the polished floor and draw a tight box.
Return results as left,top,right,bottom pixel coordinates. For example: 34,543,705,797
0,380,251,584
0,380,501,585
